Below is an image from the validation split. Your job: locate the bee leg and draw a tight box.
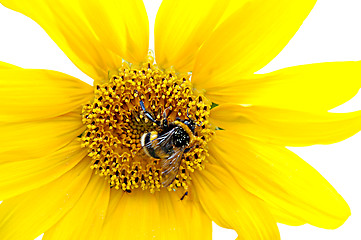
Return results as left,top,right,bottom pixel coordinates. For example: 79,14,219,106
161,107,172,128
184,144,196,153
139,99,161,126
186,108,191,119
163,106,172,119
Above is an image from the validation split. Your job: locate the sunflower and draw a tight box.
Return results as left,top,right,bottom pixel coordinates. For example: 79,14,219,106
0,0,361,239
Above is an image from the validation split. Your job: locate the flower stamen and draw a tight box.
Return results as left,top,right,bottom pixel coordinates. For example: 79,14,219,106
81,58,213,193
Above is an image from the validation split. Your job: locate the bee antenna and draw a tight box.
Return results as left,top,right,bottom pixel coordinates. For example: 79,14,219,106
139,98,147,113
163,106,171,119
186,108,191,119
135,90,160,127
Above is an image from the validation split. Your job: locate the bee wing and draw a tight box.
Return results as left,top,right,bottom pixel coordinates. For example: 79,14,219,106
160,146,186,187
134,128,176,160
134,128,184,187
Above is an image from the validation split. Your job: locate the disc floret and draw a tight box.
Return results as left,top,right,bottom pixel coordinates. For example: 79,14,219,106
81,58,213,193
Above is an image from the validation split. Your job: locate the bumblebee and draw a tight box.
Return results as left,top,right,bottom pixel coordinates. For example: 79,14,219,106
136,98,198,187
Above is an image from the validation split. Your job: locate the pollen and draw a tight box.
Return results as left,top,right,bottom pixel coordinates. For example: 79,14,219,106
81,56,213,193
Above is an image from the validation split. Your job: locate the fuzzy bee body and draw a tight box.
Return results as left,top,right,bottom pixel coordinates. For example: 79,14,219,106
136,98,197,187
140,131,173,159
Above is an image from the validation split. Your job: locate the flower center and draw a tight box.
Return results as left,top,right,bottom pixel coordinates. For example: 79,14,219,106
81,58,213,193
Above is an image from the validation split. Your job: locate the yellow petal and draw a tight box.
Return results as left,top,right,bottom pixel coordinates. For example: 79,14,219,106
209,131,351,229
43,175,109,240
79,0,148,65
0,138,87,200
0,61,20,69
1,0,122,80
267,205,306,226
205,61,361,111
192,163,280,240
210,104,361,147
0,159,92,239
100,189,211,240
192,0,316,90
155,0,229,72
216,0,248,27
154,190,211,240
0,111,84,162
0,68,92,122
97,190,124,240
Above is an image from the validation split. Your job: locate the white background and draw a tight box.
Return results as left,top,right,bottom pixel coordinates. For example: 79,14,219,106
0,0,361,239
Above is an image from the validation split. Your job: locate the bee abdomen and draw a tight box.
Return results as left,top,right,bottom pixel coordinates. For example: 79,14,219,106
141,131,160,159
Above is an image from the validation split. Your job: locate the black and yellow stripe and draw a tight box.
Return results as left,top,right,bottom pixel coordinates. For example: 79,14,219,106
141,131,160,158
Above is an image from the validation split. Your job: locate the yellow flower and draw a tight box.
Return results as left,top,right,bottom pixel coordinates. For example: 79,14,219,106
0,0,360,239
